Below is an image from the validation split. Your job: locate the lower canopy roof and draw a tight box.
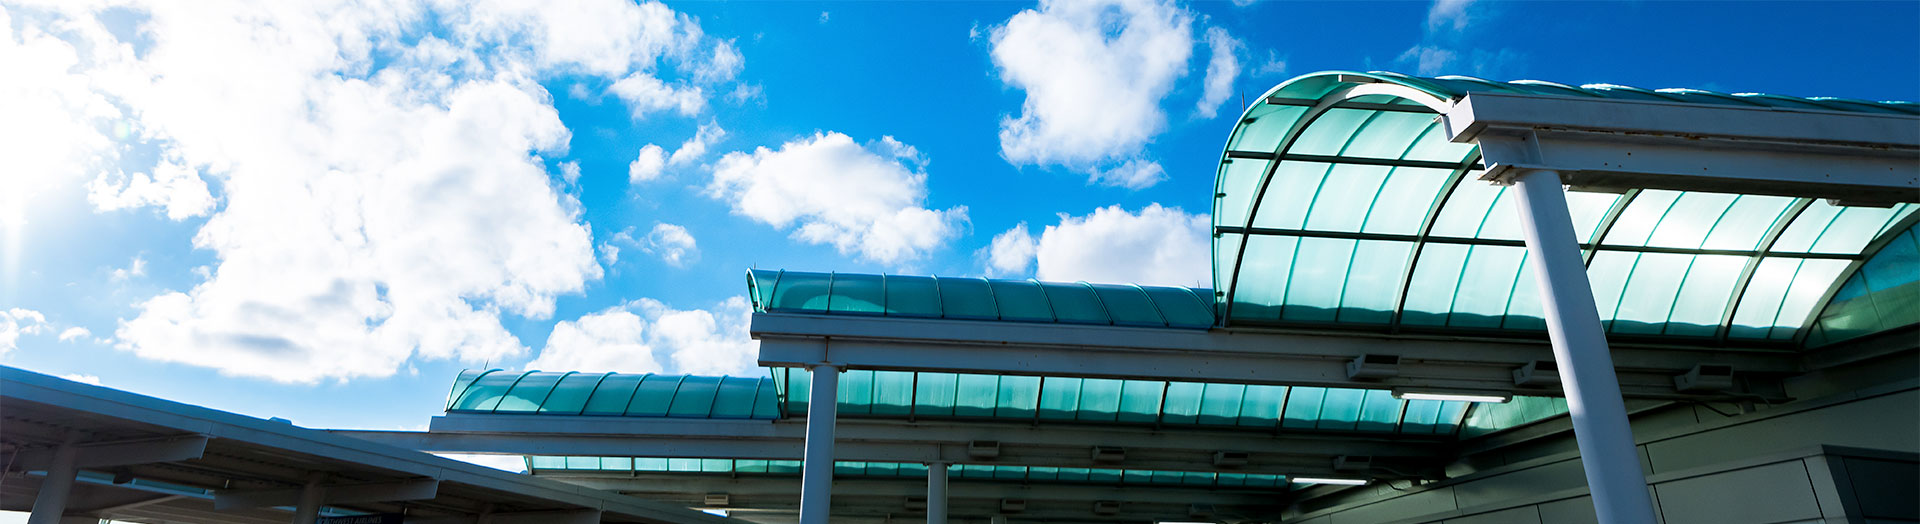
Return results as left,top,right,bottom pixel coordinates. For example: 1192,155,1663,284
1214,71,1918,348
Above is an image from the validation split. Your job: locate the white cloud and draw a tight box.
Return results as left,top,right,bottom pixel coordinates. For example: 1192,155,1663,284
526,297,758,377
1231,0,1259,6
6,1,744,383
629,144,668,182
1,308,49,355
1027,204,1210,287
1195,27,1243,119
667,120,727,166
1398,45,1457,76
110,255,147,282
989,0,1194,185
1427,0,1477,32
59,374,101,385
642,223,699,267
434,453,526,473
1094,159,1166,190
1255,49,1288,78
985,223,1037,277
1398,0,1519,78
819,11,830,24
726,83,764,105
707,132,967,264
58,327,92,343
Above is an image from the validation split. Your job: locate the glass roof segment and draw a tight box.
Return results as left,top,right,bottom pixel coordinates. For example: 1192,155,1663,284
772,368,1472,437
525,456,1292,489
445,370,780,419
1804,223,1920,348
746,270,1216,328
1216,71,1920,346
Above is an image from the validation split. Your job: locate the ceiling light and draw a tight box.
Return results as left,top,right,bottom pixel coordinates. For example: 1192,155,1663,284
1292,477,1369,486
1391,388,1511,403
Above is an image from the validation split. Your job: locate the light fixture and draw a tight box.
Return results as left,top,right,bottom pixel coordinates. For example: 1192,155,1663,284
1391,388,1511,403
700,509,729,517
1292,476,1369,486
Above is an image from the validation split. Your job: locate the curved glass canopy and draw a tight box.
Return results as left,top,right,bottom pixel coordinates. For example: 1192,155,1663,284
1215,71,1919,346
747,269,1216,329
525,456,1291,489
445,370,780,419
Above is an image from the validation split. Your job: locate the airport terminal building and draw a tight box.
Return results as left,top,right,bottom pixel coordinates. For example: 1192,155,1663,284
5,71,1917,524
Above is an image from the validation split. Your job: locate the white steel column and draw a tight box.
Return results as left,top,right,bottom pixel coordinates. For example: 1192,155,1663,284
1510,169,1658,524
26,439,79,524
798,364,841,524
291,472,326,524
926,462,948,524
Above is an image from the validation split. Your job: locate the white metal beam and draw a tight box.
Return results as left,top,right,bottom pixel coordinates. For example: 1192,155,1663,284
212,479,440,510
8,436,209,471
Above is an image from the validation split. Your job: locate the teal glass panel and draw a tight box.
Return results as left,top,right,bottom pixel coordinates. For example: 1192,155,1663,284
1448,245,1526,328
785,368,809,414
1344,111,1439,159
1401,243,1469,326
1355,389,1404,432
626,375,685,416
1281,387,1326,429
913,372,958,417
451,371,525,412
1664,255,1747,336
1769,259,1850,339
1811,227,1920,347
1227,105,1306,152
538,372,606,414
1282,237,1357,322
603,457,632,471
954,374,1000,417
1701,196,1795,250
1770,201,1844,253
735,460,770,474
1230,235,1299,323
1586,251,1640,329
1502,257,1546,330
1288,108,1376,157
936,277,998,320
1728,258,1804,338
1115,380,1165,423
494,372,566,413
883,275,942,317
1304,164,1394,232
1475,187,1524,241
751,378,780,419
1402,123,1476,162
1196,383,1246,425
448,369,490,409
1360,167,1452,235
1237,385,1287,427
1314,388,1365,430
666,376,721,417
1599,190,1682,247
1217,158,1270,227
766,271,833,311
1090,284,1164,326
827,273,885,314
1400,399,1443,434
1159,382,1204,425
1811,206,1905,254
1143,287,1215,328
1436,401,1470,435
1568,191,1626,243
1057,467,1093,482
1215,232,1244,298
634,458,669,471
871,371,914,416
710,377,760,418
1075,378,1123,422
837,370,874,415
529,456,565,470
1037,377,1082,420
1039,282,1109,324
1427,180,1504,238
1087,469,1122,483
748,269,781,311
1645,192,1740,249
1610,253,1694,334
989,280,1054,321
565,456,599,470
994,375,1041,418
1250,161,1334,230
580,374,645,415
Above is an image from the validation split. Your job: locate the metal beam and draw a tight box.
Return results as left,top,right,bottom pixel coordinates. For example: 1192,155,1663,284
751,313,1802,398
1444,92,1920,204
545,476,1285,506
8,436,209,471
213,479,440,510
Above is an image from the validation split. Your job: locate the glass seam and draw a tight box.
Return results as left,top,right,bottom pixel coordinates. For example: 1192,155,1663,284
621,373,655,417
1389,152,1480,330
982,277,1004,321
571,372,613,415
1078,281,1115,325
1603,252,1648,333
485,371,535,414
1223,94,1358,324
1583,189,1643,266
448,369,501,411
657,375,689,417
1717,198,1813,340
930,275,946,319
1656,256,1705,334
824,272,837,313
1028,279,1060,322
1496,250,1532,329
1793,213,1920,346
530,371,576,413
706,376,728,418
1130,284,1172,326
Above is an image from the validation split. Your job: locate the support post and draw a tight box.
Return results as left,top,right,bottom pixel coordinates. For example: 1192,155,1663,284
799,364,840,524
1510,169,1658,524
26,439,79,524
926,462,948,524
291,472,326,524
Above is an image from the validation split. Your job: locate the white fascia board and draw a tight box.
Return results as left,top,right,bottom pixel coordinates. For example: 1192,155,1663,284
1445,91,1920,148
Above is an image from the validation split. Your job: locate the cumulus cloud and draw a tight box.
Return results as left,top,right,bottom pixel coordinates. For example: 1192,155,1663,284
628,120,724,184
707,132,967,264
1427,0,1476,32
629,144,668,182
1195,27,1243,119
1,308,50,355
642,223,699,267
525,297,758,377
6,1,745,383
1255,49,1288,78
990,204,1209,287
58,327,92,343
1396,0,1520,78
989,0,1194,187
110,255,147,282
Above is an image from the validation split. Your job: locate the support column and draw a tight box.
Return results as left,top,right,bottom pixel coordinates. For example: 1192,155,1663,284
26,439,79,524
1510,169,1658,524
291,472,326,524
798,364,841,524
926,462,948,524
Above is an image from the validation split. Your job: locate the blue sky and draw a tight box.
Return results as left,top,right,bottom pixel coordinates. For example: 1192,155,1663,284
2,0,1917,448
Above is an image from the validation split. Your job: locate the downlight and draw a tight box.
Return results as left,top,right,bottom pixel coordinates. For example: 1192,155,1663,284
1292,477,1370,486
1391,388,1512,403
